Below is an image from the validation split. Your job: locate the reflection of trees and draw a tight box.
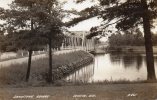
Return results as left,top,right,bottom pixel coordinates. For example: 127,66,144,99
110,53,143,70
154,56,157,67
122,54,135,68
109,53,122,65
142,55,157,67
66,63,94,83
136,55,143,70
122,54,143,70
154,56,157,62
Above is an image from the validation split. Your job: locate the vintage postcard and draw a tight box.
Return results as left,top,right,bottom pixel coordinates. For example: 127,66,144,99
0,0,157,100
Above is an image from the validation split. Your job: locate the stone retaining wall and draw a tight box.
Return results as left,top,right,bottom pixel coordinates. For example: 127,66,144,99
50,51,94,81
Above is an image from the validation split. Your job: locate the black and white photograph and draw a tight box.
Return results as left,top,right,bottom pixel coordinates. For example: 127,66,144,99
0,0,157,100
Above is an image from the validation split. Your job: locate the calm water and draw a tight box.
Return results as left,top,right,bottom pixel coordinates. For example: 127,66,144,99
65,53,157,83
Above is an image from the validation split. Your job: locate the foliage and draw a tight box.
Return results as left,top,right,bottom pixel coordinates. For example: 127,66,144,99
65,6,99,27
0,0,65,82
109,30,145,46
0,0,64,52
68,0,157,36
109,31,157,47
100,0,157,31
86,26,102,39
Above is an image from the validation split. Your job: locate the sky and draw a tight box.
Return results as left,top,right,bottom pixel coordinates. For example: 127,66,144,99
63,0,103,31
0,0,12,9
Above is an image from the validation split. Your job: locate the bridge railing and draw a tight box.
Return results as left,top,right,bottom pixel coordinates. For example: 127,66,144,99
61,36,96,52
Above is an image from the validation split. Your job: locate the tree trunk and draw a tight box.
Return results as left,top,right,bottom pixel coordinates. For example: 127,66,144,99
141,0,156,80
25,10,34,82
25,50,32,82
47,34,53,83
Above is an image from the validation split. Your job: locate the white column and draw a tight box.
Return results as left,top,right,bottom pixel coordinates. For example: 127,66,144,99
21,52,24,57
64,38,66,49
78,37,80,49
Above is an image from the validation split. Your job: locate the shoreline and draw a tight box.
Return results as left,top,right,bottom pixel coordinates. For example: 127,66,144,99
91,46,157,54
52,53,94,81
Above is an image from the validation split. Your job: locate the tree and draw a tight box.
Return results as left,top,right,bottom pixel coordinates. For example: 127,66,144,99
1,3,34,81
0,0,51,82
152,34,157,46
134,29,144,46
8,0,42,82
69,0,157,80
34,0,63,83
0,0,64,83
108,31,144,46
0,31,7,52
141,0,156,80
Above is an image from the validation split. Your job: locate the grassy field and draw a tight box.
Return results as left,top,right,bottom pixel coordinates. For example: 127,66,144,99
1,83,157,100
0,50,93,86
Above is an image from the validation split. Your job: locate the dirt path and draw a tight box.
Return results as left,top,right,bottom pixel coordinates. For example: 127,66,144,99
0,83,157,100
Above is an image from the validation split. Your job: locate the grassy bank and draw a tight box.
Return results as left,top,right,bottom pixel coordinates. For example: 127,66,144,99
0,50,93,87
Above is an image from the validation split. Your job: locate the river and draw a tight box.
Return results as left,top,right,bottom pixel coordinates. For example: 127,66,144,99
65,53,157,83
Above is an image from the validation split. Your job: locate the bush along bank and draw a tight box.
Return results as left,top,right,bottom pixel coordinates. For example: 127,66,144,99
0,50,94,86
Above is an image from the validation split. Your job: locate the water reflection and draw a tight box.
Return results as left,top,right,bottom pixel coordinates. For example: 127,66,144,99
136,55,143,70
65,53,157,83
109,53,143,70
66,64,94,83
